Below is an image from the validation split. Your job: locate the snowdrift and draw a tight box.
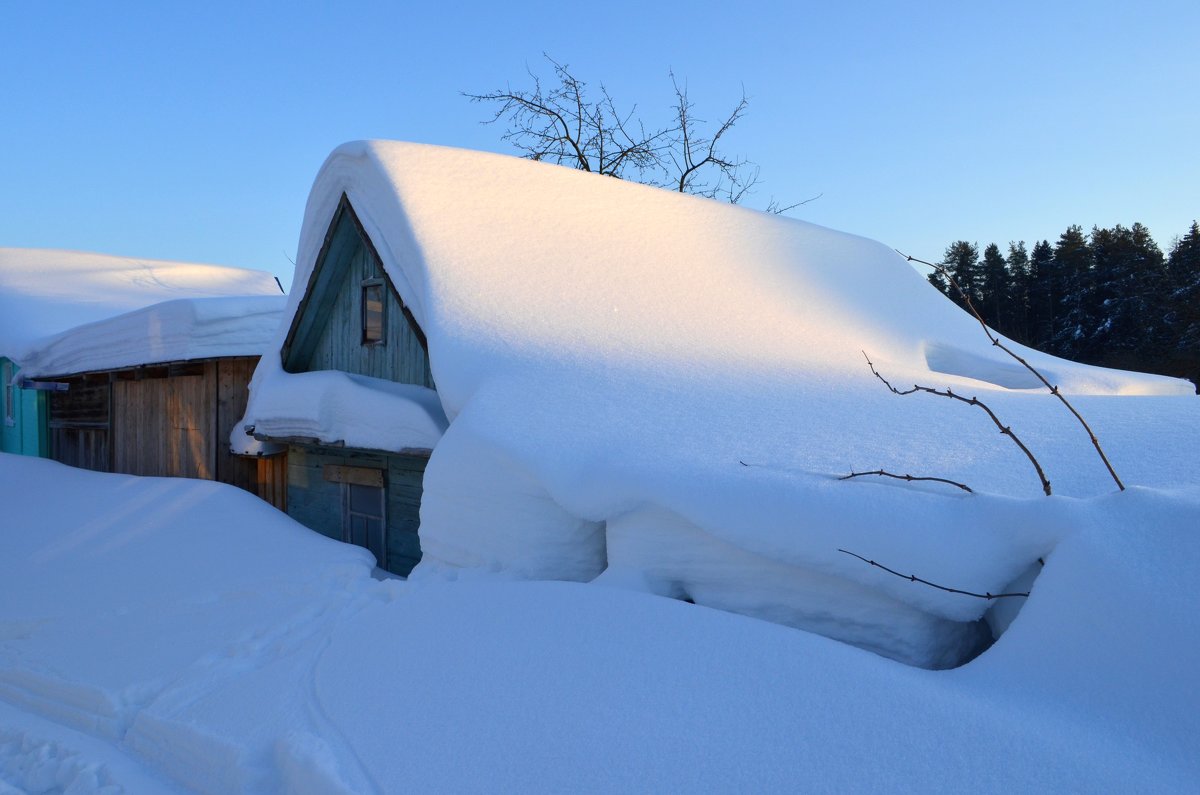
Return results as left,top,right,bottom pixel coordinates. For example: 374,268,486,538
242,141,1197,668
1,454,1198,792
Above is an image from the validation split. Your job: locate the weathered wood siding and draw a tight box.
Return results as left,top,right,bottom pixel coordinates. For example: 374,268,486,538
46,357,287,510
287,444,426,575
48,376,110,470
214,357,288,511
113,363,214,478
283,200,433,388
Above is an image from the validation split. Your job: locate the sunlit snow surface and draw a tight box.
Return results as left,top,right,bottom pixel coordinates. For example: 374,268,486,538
1,454,1198,793
14,296,286,379
242,142,1196,667
0,248,283,363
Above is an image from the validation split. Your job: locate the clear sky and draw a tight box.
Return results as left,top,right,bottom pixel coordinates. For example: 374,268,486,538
2,1,1196,291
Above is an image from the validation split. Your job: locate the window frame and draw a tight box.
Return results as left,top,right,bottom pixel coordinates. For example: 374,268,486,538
361,278,386,346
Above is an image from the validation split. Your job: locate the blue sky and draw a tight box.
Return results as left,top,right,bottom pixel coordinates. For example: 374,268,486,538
2,1,1196,290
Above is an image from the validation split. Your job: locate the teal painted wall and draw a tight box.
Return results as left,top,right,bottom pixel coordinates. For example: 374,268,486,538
287,444,426,576
1,358,48,457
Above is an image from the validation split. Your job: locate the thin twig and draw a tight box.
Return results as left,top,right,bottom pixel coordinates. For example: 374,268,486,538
840,469,973,493
899,250,1124,492
838,549,1031,599
863,351,1052,495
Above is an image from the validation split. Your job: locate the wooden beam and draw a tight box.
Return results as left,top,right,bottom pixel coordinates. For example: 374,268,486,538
323,464,384,488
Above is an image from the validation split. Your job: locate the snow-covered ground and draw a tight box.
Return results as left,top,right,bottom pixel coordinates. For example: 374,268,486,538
1,452,1198,793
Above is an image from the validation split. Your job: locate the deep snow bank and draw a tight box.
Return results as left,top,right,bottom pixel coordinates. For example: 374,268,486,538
242,141,1197,668
1,453,1198,792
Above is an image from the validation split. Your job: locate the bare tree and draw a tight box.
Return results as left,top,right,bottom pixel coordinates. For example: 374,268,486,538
466,55,665,183
666,71,755,202
466,55,816,211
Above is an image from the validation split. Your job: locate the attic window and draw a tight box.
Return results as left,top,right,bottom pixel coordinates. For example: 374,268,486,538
362,279,385,345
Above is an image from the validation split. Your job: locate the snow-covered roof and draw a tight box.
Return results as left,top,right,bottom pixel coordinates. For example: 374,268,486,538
0,247,283,362
243,141,1198,667
14,295,287,379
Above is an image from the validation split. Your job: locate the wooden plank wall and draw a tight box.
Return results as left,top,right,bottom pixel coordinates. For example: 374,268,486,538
48,377,110,471
113,363,214,478
47,357,287,511
214,357,288,511
287,444,427,575
291,210,434,388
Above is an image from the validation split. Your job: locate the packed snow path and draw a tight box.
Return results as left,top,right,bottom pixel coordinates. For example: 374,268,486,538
2,454,1198,793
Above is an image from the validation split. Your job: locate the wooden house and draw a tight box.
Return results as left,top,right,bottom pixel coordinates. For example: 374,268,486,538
14,295,288,509
243,197,442,574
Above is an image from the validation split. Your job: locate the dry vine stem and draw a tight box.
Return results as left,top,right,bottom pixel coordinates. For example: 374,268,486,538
899,250,1124,492
863,351,1053,496
838,549,1031,599
840,469,973,493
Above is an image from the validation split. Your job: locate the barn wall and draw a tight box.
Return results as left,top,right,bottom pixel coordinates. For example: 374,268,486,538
214,357,287,511
49,375,110,470
44,357,287,511
112,363,215,478
287,444,427,575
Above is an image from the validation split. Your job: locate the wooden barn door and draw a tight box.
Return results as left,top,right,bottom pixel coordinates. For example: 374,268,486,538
112,364,214,478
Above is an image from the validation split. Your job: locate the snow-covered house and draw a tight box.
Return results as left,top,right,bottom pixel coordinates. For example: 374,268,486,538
1,248,286,503
239,141,1193,668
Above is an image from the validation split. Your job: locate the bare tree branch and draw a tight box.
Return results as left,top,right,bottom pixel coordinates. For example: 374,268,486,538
467,56,811,210
900,250,1124,492
840,469,973,493
838,549,1031,599
863,350,1052,496
767,193,822,214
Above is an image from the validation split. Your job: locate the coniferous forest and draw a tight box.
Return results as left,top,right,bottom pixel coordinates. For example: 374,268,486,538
927,221,1200,392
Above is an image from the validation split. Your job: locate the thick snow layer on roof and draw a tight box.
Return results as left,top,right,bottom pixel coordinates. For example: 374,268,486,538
1,455,1198,791
246,370,446,451
14,295,286,378
242,141,1198,667
0,247,283,360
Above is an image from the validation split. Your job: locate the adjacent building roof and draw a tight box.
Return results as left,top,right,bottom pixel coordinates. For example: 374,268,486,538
0,247,283,363
15,295,286,379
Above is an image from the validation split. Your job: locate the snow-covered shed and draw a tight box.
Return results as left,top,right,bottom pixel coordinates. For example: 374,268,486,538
240,141,1193,668
1,248,286,504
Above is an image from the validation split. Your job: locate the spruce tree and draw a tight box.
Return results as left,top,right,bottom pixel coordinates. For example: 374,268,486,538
938,241,981,311
1006,241,1032,342
979,243,1011,334
1167,221,1200,389
1088,223,1166,368
1027,240,1055,350
1051,225,1093,358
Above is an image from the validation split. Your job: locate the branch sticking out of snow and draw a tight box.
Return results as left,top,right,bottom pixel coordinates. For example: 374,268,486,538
840,469,973,493
838,549,1031,600
899,250,1124,492
862,350,1052,496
